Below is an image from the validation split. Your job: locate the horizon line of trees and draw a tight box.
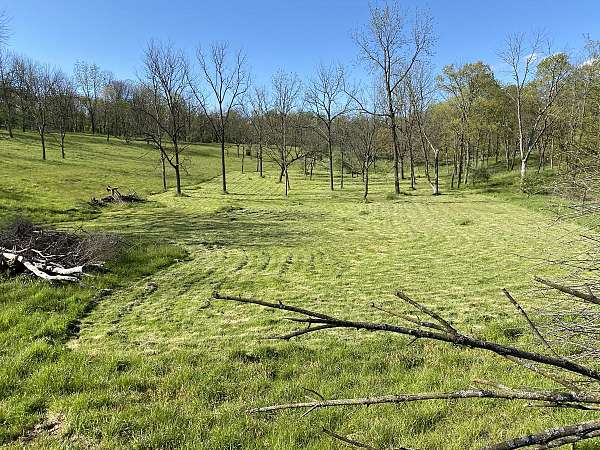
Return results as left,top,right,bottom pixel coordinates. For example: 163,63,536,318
1,5,599,200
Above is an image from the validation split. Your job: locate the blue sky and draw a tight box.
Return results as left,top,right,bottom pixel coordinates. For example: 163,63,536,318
2,0,599,85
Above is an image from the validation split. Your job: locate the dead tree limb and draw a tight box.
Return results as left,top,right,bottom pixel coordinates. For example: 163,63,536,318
502,288,560,357
213,289,600,449
481,419,600,450
212,292,600,381
243,388,600,414
534,276,600,306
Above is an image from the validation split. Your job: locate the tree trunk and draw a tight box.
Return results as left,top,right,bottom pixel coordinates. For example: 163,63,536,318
432,151,440,195
340,147,344,189
221,133,227,193
90,110,96,134
40,126,46,160
328,128,334,191
399,154,405,180
161,152,167,191
174,146,182,196
457,138,464,189
520,156,528,181
259,146,263,177
364,162,369,201
464,141,471,185
451,153,457,189
284,165,290,196
304,155,308,177
409,146,415,190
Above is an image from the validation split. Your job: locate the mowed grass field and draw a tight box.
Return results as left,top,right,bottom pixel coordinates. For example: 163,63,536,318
1,131,597,449
0,132,224,223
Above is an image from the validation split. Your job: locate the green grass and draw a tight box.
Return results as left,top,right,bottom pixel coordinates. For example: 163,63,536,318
0,241,187,446
1,131,598,449
0,131,225,224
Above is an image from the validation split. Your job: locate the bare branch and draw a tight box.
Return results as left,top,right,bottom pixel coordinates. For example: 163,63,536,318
213,291,600,381
535,276,600,306
502,288,560,357
395,290,457,333
243,388,600,414
481,419,600,450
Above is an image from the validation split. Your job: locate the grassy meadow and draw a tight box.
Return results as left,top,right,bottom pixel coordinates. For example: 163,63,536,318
0,131,597,449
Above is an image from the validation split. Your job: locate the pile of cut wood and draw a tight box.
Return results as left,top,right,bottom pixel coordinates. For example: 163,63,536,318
90,185,143,207
0,219,121,282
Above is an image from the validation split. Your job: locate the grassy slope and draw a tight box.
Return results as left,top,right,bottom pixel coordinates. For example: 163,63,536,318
0,131,223,223
0,131,597,449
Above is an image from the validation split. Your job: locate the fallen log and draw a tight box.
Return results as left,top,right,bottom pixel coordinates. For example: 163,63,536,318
1,251,81,282
0,219,118,283
90,186,143,207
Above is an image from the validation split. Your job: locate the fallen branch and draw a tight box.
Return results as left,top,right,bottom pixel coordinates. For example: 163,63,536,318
212,292,600,381
243,388,600,414
213,288,600,449
534,276,600,306
90,185,143,207
0,219,117,283
482,419,600,450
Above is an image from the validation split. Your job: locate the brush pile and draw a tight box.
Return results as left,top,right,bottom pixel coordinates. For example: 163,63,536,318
90,185,143,207
0,219,121,282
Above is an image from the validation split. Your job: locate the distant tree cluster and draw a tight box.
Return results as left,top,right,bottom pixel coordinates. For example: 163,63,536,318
1,4,599,201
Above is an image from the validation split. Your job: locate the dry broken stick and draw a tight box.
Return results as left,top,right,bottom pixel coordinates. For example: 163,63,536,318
212,290,600,450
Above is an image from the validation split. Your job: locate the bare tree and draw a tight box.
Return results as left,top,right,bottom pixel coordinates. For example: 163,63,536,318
189,42,249,194
267,70,303,196
305,63,351,191
247,86,270,177
11,55,30,132
410,62,442,195
348,113,380,200
139,41,188,196
52,71,75,158
0,48,14,137
346,83,382,200
104,79,134,141
74,61,109,134
499,34,571,184
353,2,434,194
100,72,115,141
24,62,54,160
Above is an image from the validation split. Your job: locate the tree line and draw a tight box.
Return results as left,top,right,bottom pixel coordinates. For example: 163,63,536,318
1,4,599,200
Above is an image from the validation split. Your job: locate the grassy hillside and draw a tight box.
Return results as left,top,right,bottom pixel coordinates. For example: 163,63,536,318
0,131,224,223
0,132,596,449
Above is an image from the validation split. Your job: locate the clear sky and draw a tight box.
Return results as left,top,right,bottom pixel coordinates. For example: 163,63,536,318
2,0,599,85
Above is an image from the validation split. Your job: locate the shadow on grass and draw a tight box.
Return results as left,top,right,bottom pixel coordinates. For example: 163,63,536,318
97,205,316,249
